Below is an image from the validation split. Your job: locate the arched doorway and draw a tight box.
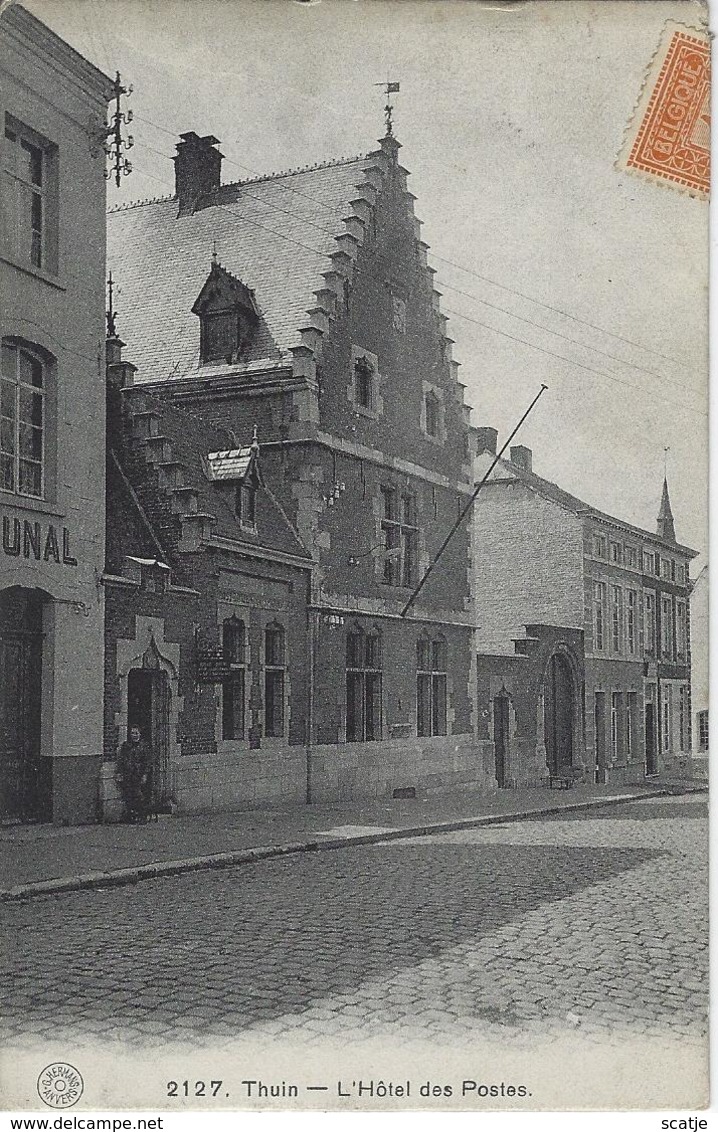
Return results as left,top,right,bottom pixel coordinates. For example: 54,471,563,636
544,652,574,776
127,640,172,811
0,587,50,821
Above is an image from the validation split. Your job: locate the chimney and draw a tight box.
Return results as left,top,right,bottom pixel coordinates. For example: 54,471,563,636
474,427,498,457
510,445,533,474
174,131,223,215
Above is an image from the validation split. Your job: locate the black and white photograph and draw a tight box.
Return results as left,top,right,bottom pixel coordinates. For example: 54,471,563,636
0,0,710,1116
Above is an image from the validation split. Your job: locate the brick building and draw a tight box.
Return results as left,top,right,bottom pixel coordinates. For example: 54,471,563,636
104,129,493,813
472,430,696,787
0,7,111,823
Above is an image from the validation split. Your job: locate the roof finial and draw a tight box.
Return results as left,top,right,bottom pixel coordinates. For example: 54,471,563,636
212,239,218,266
251,423,259,451
375,79,400,136
106,270,117,338
664,445,670,477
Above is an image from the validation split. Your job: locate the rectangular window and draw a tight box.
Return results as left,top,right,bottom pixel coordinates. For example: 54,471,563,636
264,625,285,737
626,590,637,655
235,482,256,528
625,546,637,569
611,586,623,653
592,581,605,651
626,692,637,759
380,486,418,587
593,534,607,559
644,592,656,654
662,686,672,752
698,709,708,752
611,692,622,761
346,629,382,742
222,617,246,741
2,118,55,272
354,356,375,411
417,637,447,737
1,341,44,498
676,599,687,657
678,686,688,752
661,595,674,659
643,550,655,575
610,540,622,564
661,557,672,580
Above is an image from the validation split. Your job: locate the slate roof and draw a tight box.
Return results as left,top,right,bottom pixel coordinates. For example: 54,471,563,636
107,157,370,384
206,445,257,482
147,400,311,559
475,451,697,557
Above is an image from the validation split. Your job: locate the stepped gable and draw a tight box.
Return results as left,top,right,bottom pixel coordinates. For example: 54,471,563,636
105,449,169,574
125,393,311,559
106,137,465,416
107,156,368,384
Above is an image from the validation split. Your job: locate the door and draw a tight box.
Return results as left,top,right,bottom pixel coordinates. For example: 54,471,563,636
645,702,658,776
493,695,510,787
127,668,171,810
0,634,42,821
545,653,573,775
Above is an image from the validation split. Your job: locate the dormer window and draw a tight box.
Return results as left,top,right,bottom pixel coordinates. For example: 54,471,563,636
235,481,256,529
206,432,261,533
192,260,259,365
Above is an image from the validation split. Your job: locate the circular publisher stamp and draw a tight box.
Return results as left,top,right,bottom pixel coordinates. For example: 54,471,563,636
37,1063,84,1109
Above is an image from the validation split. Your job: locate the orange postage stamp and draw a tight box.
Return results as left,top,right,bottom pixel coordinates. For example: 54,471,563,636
618,21,710,197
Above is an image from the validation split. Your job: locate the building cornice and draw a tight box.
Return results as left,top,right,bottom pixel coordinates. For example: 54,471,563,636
2,4,113,104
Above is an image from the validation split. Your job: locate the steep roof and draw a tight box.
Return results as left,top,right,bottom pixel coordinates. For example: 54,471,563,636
137,398,311,560
107,155,374,384
474,451,697,557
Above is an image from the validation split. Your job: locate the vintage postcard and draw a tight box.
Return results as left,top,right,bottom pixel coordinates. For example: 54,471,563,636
0,0,709,1118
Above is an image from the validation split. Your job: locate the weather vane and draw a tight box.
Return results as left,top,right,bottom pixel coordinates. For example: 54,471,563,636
375,80,400,136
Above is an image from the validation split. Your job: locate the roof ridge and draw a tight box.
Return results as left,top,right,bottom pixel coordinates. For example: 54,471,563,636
107,154,368,215
108,194,175,214
216,153,368,193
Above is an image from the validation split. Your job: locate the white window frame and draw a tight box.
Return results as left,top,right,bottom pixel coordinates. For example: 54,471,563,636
0,339,44,499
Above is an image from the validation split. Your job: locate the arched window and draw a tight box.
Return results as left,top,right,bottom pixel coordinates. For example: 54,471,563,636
346,624,382,742
264,622,285,737
1,340,44,498
222,616,245,739
417,634,447,737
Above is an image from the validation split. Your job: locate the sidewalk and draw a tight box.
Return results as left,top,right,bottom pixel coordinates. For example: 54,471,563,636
0,777,705,900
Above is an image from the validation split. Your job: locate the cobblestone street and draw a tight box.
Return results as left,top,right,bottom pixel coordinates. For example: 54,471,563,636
1,795,707,1054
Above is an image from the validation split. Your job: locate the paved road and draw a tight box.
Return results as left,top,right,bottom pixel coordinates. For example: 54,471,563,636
1,795,707,1051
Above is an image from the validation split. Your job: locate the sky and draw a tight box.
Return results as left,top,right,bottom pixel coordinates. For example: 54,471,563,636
24,0,710,565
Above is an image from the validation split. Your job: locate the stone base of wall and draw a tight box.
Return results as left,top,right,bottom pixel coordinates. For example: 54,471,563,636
99,761,124,823
308,734,496,803
174,747,307,814
52,756,102,825
604,761,650,786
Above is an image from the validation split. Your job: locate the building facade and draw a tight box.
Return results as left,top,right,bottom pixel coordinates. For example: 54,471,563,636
105,128,495,813
471,430,695,787
0,7,111,822
689,564,708,760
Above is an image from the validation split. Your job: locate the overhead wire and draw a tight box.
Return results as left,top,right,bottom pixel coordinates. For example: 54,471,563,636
112,141,707,416
128,126,702,395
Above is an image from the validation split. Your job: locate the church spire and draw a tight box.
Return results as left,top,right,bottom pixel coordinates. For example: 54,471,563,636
656,476,676,543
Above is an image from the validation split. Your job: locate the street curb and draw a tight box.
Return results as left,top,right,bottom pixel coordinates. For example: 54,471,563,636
0,785,704,902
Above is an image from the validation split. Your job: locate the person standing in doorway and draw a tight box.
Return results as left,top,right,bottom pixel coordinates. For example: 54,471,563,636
117,726,153,823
